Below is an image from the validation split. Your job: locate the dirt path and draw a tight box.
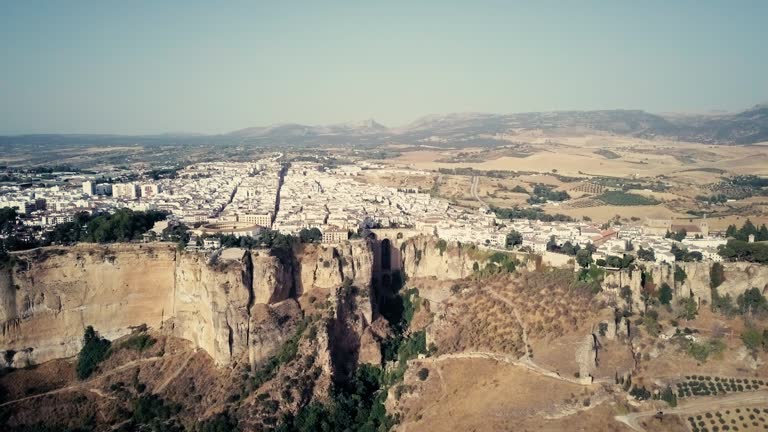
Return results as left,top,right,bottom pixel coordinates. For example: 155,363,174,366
421,351,600,386
87,387,116,400
155,349,197,393
0,355,167,408
485,288,532,359
615,390,768,432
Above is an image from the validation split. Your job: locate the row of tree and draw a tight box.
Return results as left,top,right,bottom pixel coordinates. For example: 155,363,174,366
718,240,768,263
725,219,768,242
1,208,168,264
492,206,574,222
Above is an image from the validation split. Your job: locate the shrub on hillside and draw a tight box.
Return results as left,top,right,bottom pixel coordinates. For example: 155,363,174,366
76,326,111,380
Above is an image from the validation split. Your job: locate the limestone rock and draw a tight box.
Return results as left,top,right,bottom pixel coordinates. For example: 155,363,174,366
401,236,481,280
0,240,379,369
296,240,374,293
251,250,293,304
358,327,382,366
0,243,177,364
248,299,302,369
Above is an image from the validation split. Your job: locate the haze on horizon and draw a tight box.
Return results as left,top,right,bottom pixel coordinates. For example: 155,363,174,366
0,0,766,135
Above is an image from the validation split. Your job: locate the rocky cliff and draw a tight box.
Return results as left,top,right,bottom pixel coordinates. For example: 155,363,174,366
0,244,176,367
602,261,768,310
0,240,378,369
400,236,482,280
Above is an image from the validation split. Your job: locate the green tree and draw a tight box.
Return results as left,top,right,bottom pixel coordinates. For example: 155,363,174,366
741,327,764,353
575,249,593,268
0,207,18,235
737,288,768,315
546,235,557,252
660,385,677,407
657,283,673,305
620,286,633,310
672,229,687,241
674,265,687,283
642,310,660,337
710,262,725,289
299,227,322,243
678,297,698,321
505,230,522,248
637,247,655,262
76,326,111,379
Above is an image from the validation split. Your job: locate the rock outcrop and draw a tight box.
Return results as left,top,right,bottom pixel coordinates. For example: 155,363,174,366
0,240,379,369
602,261,768,309
1,244,177,366
296,241,374,293
400,236,483,280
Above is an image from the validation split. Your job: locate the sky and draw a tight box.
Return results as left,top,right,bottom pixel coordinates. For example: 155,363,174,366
0,0,766,135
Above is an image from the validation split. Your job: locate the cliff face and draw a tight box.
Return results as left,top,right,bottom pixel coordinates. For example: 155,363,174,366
0,244,177,366
401,237,482,280
294,241,380,369
602,261,768,309
296,241,374,294
172,249,252,365
0,240,378,369
172,248,300,367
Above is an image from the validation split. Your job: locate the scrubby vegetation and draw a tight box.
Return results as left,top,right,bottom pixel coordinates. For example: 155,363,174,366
76,326,111,380
686,338,725,363
250,319,308,390
473,252,518,278
737,288,768,315
129,394,184,431
595,149,620,159
281,282,429,432
120,333,156,352
741,326,768,354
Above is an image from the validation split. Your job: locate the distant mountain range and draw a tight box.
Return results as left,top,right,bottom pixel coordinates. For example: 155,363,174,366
2,104,767,147
226,104,768,145
228,119,388,138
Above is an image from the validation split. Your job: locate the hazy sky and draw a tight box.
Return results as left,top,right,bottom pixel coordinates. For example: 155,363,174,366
1,0,766,134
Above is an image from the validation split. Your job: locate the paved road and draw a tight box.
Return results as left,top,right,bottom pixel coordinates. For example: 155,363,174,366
470,176,488,208
615,390,768,431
